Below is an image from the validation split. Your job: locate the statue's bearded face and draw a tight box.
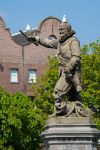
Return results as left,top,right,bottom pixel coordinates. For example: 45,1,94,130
59,23,69,42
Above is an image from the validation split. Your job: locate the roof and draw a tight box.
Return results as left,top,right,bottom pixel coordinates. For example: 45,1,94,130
12,28,38,46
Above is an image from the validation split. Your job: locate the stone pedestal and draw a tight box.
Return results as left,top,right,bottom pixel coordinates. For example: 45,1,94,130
40,117,100,150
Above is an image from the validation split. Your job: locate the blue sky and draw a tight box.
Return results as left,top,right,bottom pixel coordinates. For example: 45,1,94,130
0,0,100,46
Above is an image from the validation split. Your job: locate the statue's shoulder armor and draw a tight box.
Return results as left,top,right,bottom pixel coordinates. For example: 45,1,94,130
61,36,79,46
71,36,80,43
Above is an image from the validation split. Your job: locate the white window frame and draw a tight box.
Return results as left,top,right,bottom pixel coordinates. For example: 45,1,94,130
10,69,18,83
28,69,36,83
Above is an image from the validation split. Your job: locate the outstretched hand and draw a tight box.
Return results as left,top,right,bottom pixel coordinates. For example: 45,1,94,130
27,36,38,46
27,36,36,43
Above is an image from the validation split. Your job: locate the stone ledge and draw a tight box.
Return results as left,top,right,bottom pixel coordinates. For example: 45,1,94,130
46,117,94,125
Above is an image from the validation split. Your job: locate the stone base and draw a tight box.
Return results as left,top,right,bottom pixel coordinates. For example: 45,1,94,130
40,117,100,150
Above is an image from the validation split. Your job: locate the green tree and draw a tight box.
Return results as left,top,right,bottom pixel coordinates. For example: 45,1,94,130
81,40,100,128
0,88,45,150
31,56,59,115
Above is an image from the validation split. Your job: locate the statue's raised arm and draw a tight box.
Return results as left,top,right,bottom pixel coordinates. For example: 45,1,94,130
27,35,58,49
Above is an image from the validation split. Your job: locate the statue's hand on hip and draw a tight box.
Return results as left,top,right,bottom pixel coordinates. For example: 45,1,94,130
64,68,72,78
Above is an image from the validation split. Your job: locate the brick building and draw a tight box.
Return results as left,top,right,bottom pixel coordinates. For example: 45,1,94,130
0,16,61,96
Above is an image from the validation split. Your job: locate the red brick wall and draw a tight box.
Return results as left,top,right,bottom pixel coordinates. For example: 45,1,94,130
0,16,60,95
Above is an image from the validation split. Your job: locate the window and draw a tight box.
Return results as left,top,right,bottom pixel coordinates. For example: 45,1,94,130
10,69,18,83
48,35,57,40
28,69,36,83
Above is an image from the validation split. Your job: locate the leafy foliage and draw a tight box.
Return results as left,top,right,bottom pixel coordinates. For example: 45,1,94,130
31,56,59,115
0,88,45,150
81,41,100,128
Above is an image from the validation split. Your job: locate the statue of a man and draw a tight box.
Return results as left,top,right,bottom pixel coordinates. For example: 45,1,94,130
27,15,83,116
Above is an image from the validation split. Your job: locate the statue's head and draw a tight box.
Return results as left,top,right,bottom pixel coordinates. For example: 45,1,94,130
59,15,76,43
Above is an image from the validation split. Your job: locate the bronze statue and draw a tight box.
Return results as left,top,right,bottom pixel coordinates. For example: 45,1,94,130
25,15,91,117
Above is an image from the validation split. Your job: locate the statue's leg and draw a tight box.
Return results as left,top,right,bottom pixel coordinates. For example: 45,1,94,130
67,87,81,102
52,72,71,116
73,71,82,92
67,71,82,102
53,72,71,99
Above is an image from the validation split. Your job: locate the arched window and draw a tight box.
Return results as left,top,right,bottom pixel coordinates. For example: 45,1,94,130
48,35,57,40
